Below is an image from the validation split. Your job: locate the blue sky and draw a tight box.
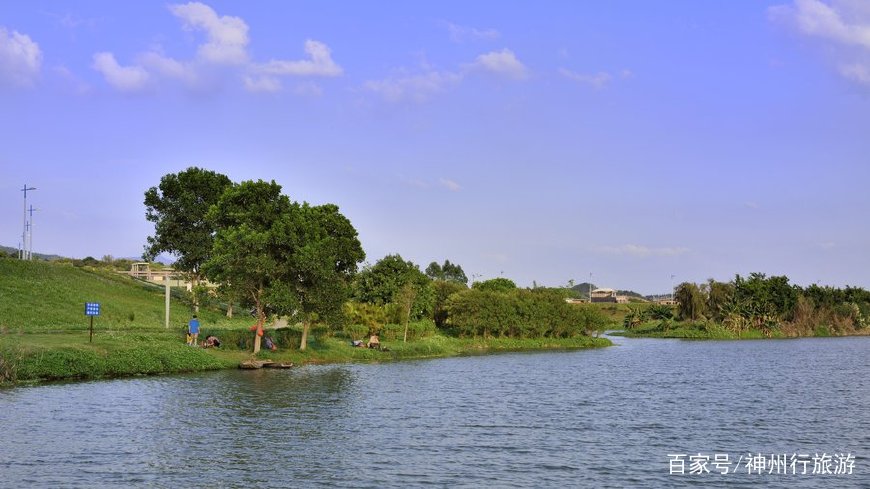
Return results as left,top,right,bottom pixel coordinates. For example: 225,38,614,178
1,1,869,294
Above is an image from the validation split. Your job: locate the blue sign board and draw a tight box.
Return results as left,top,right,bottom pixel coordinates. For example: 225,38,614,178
85,302,101,316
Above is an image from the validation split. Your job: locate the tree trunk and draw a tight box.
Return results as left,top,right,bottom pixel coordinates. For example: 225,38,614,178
192,274,200,314
252,306,264,354
226,302,233,318
300,320,310,350
403,302,411,343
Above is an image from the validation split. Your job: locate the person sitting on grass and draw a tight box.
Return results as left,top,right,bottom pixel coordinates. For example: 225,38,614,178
367,332,381,350
201,335,221,348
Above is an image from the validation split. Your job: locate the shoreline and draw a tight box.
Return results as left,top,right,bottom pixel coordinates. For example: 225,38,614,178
0,333,612,387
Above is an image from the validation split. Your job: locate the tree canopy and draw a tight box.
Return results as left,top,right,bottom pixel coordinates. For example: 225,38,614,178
203,180,364,352
354,254,434,321
425,259,468,285
143,167,232,274
472,277,517,293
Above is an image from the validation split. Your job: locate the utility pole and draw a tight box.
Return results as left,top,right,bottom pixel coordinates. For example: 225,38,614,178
27,205,38,260
589,272,593,303
671,274,676,303
20,184,36,260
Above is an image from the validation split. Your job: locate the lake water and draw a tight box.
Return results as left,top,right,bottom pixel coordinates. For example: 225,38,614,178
0,335,867,488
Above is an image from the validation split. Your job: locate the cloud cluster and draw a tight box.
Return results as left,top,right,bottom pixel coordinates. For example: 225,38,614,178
92,2,342,93
770,0,870,86
0,27,42,87
365,48,528,102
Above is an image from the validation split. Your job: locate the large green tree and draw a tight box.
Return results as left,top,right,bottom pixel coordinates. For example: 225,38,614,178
203,180,364,353
288,203,365,350
203,180,296,353
144,167,232,310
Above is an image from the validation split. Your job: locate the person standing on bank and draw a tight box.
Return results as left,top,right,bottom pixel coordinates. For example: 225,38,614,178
188,315,200,346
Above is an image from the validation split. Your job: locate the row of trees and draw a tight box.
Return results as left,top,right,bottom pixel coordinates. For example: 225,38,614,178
349,255,604,339
145,167,606,349
672,273,870,335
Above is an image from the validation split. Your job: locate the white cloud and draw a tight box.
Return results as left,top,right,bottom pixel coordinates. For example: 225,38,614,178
559,68,613,88
243,75,281,93
840,61,870,84
139,51,197,85
446,22,500,43
364,69,462,102
471,48,528,79
594,244,690,257
91,3,343,93
771,0,870,48
365,48,529,103
255,40,342,77
770,0,870,86
439,178,461,192
91,52,150,92
0,27,42,87
168,2,249,65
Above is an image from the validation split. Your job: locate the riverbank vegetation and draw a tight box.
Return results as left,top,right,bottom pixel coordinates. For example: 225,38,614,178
622,273,870,339
1,168,612,384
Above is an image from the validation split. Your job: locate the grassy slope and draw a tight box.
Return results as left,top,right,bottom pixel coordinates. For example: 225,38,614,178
0,258,611,384
0,258,247,331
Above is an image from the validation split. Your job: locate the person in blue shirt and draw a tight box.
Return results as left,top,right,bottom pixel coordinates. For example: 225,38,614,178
188,315,200,346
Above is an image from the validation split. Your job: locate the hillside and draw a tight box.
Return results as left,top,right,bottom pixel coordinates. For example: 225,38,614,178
0,258,243,332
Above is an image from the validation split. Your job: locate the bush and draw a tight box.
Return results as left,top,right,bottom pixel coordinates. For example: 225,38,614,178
445,288,607,338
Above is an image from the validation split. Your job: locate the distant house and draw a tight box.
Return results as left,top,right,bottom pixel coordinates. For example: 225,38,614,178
591,288,618,303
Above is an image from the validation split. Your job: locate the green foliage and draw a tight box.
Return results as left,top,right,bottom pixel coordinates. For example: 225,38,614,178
639,273,869,339
203,180,365,350
646,303,674,320
432,280,467,327
288,203,366,328
425,259,468,285
471,277,517,293
344,302,387,334
622,305,648,329
675,282,706,321
204,179,299,325
144,167,233,272
353,254,433,321
704,279,734,322
445,288,607,338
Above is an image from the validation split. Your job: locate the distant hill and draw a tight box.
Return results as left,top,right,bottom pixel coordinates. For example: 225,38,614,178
0,245,65,261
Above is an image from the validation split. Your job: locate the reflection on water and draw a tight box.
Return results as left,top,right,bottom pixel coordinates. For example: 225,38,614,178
0,336,867,488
